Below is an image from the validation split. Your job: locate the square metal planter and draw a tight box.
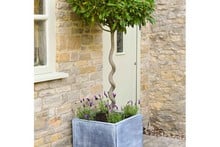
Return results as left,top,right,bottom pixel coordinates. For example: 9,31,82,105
72,114,143,147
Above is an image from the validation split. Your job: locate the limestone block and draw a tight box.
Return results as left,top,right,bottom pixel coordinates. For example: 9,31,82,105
49,117,62,128
56,52,70,62
43,95,62,109
79,52,91,60
56,2,69,10
35,83,49,91
79,66,96,74
55,85,71,93
74,60,88,67
35,130,49,139
50,133,62,142
57,103,72,115
37,143,50,147
89,72,102,80
34,138,44,147
51,137,72,147
70,52,79,61
39,89,56,97
34,91,38,99
35,117,47,131
90,84,103,94
57,62,74,71
81,35,93,45
35,98,42,112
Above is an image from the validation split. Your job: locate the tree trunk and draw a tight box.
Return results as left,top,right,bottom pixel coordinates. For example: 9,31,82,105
108,31,116,105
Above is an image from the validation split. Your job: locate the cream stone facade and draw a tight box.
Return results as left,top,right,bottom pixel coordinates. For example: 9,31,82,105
140,0,185,136
34,0,185,146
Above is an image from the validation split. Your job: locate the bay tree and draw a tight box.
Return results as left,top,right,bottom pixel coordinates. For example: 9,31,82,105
67,0,155,106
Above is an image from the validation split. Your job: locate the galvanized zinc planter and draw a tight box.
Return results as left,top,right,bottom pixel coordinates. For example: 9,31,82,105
72,114,143,147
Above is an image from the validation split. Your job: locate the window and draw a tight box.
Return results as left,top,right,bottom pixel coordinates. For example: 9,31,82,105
34,0,68,82
116,32,124,53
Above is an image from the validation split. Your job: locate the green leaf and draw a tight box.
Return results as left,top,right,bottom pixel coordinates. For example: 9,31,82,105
66,0,156,33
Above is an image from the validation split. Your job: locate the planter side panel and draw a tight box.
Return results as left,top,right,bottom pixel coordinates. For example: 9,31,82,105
73,119,116,147
116,114,143,147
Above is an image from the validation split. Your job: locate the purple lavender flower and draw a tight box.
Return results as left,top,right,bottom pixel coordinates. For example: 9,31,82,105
84,114,89,119
113,104,118,110
94,95,98,100
89,102,93,107
108,106,113,112
113,93,116,98
105,103,110,110
127,100,133,105
86,98,90,101
104,91,108,98
134,100,140,105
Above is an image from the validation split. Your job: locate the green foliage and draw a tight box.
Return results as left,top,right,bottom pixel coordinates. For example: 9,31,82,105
122,104,138,118
98,100,108,113
107,112,123,123
67,0,155,33
76,107,96,120
76,94,140,123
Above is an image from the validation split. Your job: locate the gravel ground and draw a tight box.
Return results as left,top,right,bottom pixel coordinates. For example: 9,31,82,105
143,135,185,147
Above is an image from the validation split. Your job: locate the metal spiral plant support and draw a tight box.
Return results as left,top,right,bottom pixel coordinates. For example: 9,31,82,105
108,32,116,105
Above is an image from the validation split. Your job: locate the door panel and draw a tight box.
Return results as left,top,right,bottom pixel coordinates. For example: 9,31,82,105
103,26,139,108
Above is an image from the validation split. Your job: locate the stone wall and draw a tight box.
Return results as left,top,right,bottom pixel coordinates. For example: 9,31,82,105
140,0,185,136
34,0,185,146
34,0,103,146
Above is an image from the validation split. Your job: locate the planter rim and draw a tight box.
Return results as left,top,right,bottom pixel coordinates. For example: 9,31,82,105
73,113,142,126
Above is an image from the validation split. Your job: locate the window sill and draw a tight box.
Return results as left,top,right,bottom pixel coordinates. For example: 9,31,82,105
34,72,69,83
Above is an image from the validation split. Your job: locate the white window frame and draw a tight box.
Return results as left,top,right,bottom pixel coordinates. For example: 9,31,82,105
34,0,68,83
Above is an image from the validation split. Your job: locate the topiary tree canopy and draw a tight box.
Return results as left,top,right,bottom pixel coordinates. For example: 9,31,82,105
67,0,155,106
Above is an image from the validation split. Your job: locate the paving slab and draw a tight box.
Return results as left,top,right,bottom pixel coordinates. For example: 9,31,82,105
143,135,185,147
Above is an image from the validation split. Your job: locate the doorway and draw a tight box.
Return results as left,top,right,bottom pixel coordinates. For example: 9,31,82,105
103,26,140,108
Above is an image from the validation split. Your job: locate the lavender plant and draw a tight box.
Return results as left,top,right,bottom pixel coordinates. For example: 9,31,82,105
76,92,139,123
107,112,123,123
76,98,97,120
122,100,139,119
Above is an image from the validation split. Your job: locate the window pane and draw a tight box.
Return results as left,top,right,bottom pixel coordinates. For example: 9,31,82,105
34,20,47,66
34,0,45,14
117,32,123,53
